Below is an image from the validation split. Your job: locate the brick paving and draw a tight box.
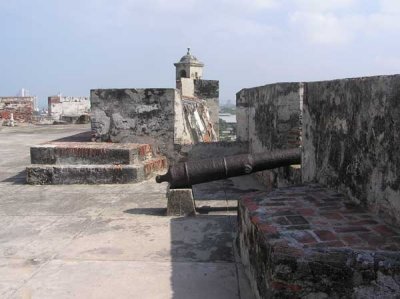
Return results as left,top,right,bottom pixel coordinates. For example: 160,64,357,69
238,183,400,298
242,184,400,252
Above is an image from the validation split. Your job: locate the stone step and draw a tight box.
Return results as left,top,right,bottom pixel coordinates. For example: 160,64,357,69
30,142,154,165
26,157,167,185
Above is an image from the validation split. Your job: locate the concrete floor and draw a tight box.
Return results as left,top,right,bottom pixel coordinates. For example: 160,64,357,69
0,124,260,299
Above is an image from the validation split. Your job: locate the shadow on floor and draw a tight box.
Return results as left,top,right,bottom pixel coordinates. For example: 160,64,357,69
51,131,92,142
123,208,167,216
196,206,238,214
193,178,261,201
170,176,265,298
170,214,239,299
2,170,26,185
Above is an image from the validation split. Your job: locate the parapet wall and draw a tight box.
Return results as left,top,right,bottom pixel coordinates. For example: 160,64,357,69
236,83,303,187
91,88,176,157
91,87,218,162
302,75,400,226
236,83,302,152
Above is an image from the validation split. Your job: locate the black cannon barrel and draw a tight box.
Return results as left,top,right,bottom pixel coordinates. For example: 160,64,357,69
156,148,301,188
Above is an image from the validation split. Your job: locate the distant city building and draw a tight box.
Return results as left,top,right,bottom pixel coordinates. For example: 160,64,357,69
219,113,236,124
0,89,38,123
48,94,90,123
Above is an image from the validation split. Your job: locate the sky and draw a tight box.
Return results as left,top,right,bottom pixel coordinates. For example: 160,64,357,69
1,0,400,109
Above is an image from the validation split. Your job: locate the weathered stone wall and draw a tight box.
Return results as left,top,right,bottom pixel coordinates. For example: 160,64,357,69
48,96,90,121
236,83,303,187
174,98,218,144
194,79,219,136
237,82,302,152
91,88,176,158
0,97,35,123
302,75,400,226
91,86,219,162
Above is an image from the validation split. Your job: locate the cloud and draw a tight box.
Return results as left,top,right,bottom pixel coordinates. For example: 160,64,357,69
290,12,361,45
292,0,360,12
212,16,276,38
289,0,400,45
229,0,280,10
375,55,400,69
380,0,400,13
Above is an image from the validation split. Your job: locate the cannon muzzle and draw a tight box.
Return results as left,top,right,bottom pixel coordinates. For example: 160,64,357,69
156,148,301,188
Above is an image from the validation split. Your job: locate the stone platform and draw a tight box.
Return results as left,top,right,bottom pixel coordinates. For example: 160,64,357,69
237,184,400,298
30,142,153,165
26,137,167,185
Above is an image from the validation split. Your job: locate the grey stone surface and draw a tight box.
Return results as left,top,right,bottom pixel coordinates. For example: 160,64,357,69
0,124,255,299
302,75,400,226
30,142,150,165
174,98,218,145
91,87,220,162
91,88,176,157
236,82,302,151
26,164,145,185
167,188,196,216
194,79,220,134
236,82,303,188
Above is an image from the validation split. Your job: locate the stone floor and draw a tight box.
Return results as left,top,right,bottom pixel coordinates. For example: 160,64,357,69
0,124,262,299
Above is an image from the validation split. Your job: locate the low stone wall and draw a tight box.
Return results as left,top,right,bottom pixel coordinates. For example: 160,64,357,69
236,82,303,188
302,75,400,226
91,86,220,163
236,82,302,151
91,88,176,158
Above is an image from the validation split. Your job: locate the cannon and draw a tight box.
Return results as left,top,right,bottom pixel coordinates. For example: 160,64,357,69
156,148,301,188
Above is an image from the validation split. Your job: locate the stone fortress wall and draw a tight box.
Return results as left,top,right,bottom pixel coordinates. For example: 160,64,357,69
91,88,177,159
237,74,400,226
303,75,400,226
90,49,220,162
236,83,303,187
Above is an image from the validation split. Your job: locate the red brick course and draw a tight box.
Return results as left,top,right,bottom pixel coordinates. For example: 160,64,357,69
238,183,400,298
241,184,400,252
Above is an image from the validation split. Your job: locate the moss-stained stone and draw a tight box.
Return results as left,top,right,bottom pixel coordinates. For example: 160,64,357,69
302,75,400,226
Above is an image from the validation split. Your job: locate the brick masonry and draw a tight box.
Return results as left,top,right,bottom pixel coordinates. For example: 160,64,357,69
0,97,35,123
237,184,400,298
